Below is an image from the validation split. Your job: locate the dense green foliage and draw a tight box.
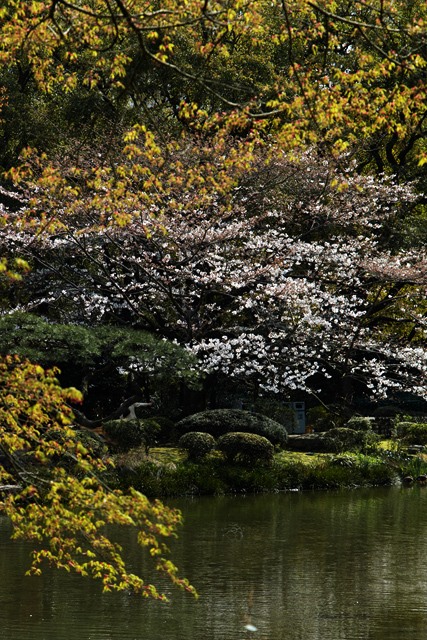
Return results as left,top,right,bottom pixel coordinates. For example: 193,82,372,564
323,428,380,454
216,432,275,465
0,355,194,598
178,432,216,461
0,312,201,419
3,0,427,178
396,422,420,438
72,430,109,459
2,0,427,413
305,406,346,432
103,418,161,453
402,423,427,446
176,409,288,446
117,453,396,496
345,417,374,432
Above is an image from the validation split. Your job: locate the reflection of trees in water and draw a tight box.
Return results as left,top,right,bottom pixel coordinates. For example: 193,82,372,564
3,488,427,639
169,489,427,640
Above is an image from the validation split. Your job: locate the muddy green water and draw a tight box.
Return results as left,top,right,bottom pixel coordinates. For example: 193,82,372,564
2,485,427,640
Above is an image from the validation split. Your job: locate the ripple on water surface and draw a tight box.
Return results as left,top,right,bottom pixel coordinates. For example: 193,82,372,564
2,486,427,640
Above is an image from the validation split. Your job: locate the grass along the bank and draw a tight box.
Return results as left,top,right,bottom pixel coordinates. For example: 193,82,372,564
112,447,398,497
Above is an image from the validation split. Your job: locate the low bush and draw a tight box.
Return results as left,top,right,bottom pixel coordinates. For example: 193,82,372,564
178,432,216,461
139,418,162,454
403,423,427,445
176,409,288,446
323,427,379,454
217,432,275,465
396,422,422,438
346,416,373,432
103,418,161,453
103,419,142,451
305,405,346,432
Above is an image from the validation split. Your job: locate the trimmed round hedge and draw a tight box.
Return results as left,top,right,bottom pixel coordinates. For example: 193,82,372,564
217,432,275,465
176,409,288,447
178,432,216,460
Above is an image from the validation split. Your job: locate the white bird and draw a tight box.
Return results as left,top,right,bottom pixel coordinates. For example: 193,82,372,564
121,402,151,420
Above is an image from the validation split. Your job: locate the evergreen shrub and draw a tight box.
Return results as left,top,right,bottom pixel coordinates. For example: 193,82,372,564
178,432,216,460
176,409,288,446
74,430,108,459
323,427,379,454
139,418,162,453
396,422,421,438
346,416,373,431
216,432,275,465
403,423,427,445
305,405,345,432
103,418,161,452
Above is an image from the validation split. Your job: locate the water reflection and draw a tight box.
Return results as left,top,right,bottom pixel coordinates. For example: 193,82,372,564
2,486,427,639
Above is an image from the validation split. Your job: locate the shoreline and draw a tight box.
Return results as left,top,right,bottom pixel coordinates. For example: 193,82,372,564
113,447,405,498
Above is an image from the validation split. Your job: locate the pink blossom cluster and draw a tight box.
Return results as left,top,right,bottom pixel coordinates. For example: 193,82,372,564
1,148,426,400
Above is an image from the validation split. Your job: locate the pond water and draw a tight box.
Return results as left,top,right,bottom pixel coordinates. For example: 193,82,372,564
2,485,427,640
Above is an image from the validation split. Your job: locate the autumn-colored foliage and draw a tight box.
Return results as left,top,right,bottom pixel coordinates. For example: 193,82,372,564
1,1,427,165
0,354,196,598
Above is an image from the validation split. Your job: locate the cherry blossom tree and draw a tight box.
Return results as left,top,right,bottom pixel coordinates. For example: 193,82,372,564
3,146,427,405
